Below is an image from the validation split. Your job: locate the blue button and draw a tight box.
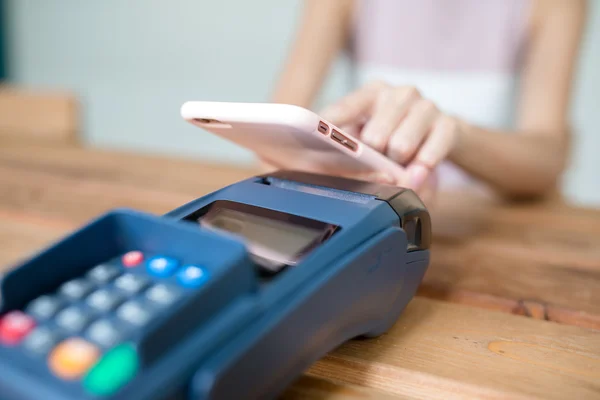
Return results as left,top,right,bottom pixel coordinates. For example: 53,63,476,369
146,256,179,277
177,265,209,288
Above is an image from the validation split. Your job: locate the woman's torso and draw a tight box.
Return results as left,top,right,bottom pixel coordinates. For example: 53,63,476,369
350,0,532,190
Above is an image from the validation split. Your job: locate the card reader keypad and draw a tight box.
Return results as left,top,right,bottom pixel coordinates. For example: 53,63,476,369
0,250,210,396
87,264,121,284
114,273,151,294
26,295,64,320
86,288,125,313
59,278,95,301
55,306,93,332
145,283,182,306
23,326,63,355
86,320,122,348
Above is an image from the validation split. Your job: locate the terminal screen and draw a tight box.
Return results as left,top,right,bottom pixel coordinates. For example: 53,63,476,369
191,201,337,272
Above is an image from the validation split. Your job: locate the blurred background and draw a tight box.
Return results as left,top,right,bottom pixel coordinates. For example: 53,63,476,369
1,0,599,206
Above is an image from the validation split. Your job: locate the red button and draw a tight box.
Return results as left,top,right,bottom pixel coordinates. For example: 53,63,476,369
0,311,36,345
122,251,144,267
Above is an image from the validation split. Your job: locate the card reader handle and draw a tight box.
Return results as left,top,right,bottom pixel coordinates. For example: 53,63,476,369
387,189,431,252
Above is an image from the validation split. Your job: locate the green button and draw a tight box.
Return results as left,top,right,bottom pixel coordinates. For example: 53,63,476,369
83,343,139,396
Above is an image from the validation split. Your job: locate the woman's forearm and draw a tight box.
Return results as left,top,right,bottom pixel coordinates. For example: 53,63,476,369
450,120,569,198
270,0,353,107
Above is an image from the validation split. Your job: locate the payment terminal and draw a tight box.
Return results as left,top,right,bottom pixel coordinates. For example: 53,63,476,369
0,170,431,400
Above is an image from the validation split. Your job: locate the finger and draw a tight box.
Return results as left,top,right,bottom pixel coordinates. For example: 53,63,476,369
416,170,438,208
404,116,458,190
387,99,439,165
319,81,387,127
338,123,362,138
405,162,431,191
360,87,421,153
415,115,459,169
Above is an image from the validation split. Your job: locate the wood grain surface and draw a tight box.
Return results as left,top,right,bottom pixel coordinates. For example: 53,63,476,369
1,140,599,399
1,140,598,325
307,298,600,400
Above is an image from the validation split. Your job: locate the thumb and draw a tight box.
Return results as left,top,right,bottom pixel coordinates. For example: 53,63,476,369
415,170,438,208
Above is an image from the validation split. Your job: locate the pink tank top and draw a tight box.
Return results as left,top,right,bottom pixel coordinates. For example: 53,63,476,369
349,0,532,191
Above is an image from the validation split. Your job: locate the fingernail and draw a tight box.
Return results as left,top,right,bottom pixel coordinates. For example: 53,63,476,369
409,164,428,189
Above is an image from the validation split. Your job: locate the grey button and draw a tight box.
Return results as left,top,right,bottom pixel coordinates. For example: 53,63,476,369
86,319,122,347
114,273,150,294
145,284,182,306
26,295,63,320
55,306,92,332
59,278,94,300
116,301,152,326
22,327,60,355
87,264,120,284
86,289,124,312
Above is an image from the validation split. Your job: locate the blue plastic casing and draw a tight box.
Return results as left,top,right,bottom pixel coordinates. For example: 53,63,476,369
0,170,431,400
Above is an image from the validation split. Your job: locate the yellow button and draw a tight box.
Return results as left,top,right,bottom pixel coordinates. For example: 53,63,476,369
48,338,100,380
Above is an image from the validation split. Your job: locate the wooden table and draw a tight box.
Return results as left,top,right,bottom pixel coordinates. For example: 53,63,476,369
1,139,599,400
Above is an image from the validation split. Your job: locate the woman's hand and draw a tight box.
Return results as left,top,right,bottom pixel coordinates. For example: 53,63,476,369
320,81,463,195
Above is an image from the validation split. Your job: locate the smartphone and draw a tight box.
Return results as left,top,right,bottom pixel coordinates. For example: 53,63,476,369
180,101,406,181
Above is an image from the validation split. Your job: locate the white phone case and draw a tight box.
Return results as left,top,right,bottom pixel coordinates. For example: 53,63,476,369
180,101,406,182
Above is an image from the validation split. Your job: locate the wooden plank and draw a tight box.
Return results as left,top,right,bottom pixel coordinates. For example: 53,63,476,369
283,376,406,399
2,218,599,400
422,236,600,317
0,140,259,196
2,141,599,238
306,298,600,400
417,285,600,331
421,194,600,322
1,154,599,323
0,164,193,222
0,142,599,323
0,85,79,144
